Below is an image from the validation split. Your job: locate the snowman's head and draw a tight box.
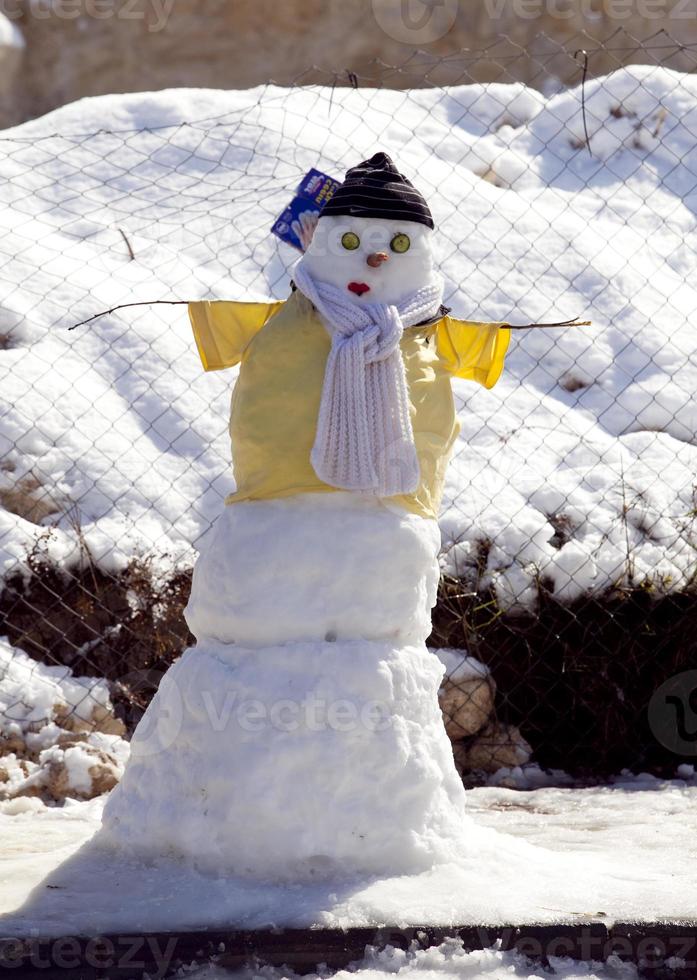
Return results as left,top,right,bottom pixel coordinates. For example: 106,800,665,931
299,214,437,306
296,152,439,307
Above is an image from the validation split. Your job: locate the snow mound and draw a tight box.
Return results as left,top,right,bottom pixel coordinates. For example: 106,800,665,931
0,69,695,607
434,649,491,684
0,640,109,728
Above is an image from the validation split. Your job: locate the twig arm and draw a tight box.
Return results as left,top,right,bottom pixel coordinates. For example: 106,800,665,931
506,317,592,330
69,300,191,331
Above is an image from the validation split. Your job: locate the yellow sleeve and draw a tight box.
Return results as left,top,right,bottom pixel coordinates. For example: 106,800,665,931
436,316,511,389
188,300,284,371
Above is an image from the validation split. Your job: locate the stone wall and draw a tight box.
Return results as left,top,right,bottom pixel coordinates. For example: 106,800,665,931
1,0,697,128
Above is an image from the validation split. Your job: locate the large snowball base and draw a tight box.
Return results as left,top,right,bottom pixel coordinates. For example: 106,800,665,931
102,638,469,880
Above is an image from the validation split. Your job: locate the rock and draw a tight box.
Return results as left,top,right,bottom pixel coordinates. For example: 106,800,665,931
88,755,122,797
0,476,57,524
10,781,42,799
453,722,533,775
0,655,126,801
53,702,126,738
44,742,121,802
90,704,127,737
0,732,26,758
55,731,88,749
439,671,495,739
0,755,42,801
0,739,123,802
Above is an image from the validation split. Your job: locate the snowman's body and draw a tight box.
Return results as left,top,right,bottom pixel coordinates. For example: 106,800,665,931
101,155,510,879
104,492,469,879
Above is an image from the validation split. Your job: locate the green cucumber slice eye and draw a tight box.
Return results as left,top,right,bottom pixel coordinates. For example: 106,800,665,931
341,231,360,250
390,233,411,253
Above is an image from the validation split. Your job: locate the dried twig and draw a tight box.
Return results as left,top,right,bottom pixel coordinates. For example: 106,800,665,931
117,227,135,261
574,49,592,158
69,300,190,330
652,106,668,139
507,317,591,330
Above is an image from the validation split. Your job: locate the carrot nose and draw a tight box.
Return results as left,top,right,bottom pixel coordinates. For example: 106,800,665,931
367,252,389,268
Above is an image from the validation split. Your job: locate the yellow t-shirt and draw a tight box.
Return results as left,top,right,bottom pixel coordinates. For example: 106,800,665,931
189,289,510,520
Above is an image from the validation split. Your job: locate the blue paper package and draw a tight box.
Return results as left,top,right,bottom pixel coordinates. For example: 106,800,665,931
272,168,341,251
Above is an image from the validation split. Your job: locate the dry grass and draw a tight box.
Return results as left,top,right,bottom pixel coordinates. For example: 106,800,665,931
0,475,59,524
431,575,697,778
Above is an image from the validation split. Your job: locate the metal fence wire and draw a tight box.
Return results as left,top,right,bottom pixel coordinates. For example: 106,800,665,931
1,31,696,803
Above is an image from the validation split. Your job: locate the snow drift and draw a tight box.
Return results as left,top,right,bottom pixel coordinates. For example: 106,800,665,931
0,66,695,609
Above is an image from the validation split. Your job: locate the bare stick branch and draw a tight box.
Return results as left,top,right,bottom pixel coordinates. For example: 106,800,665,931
507,318,592,330
69,300,191,331
117,227,136,261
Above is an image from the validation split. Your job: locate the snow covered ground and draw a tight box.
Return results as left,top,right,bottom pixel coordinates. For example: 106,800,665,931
1,770,695,937
0,66,695,609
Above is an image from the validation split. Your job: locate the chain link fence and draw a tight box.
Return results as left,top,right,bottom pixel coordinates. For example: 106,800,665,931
0,30,696,803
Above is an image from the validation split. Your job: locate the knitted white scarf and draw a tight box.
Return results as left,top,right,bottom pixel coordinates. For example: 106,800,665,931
293,262,444,497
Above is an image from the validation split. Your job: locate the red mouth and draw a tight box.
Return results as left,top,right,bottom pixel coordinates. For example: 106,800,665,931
347,281,370,296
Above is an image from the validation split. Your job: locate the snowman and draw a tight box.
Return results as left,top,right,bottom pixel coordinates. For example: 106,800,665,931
101,153,511,880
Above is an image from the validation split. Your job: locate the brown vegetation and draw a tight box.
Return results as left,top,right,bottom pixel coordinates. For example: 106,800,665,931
431,573,697,778
0,534,193,732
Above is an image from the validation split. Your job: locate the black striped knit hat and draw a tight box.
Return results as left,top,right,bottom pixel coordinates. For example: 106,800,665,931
320,152,434,229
